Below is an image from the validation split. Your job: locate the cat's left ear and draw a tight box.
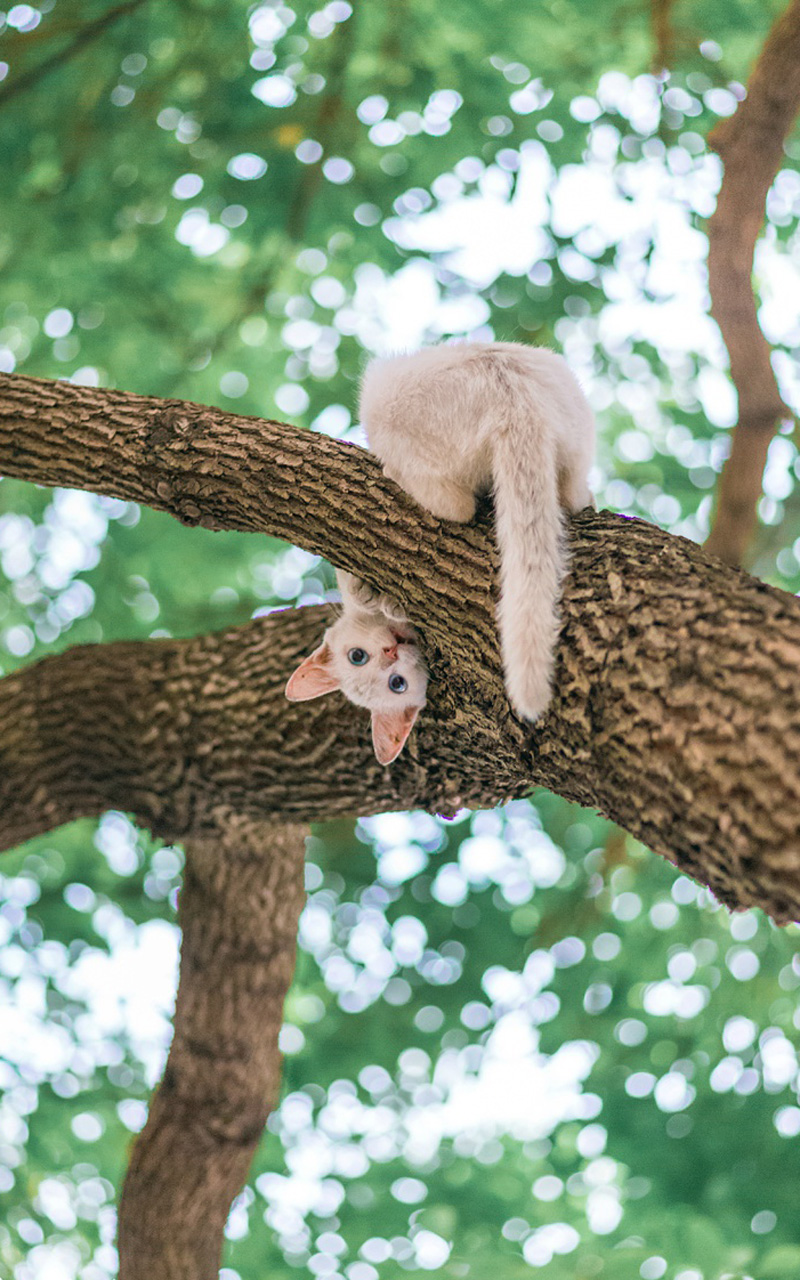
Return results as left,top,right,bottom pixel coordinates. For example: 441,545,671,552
371,706,421,765
285,642,340,701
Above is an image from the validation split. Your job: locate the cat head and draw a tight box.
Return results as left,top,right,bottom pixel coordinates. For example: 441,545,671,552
285,612,428,764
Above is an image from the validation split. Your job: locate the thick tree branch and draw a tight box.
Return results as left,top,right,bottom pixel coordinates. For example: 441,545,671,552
117,816,307,1280
0,369,799,920
0,371,494,617
705,0,800,566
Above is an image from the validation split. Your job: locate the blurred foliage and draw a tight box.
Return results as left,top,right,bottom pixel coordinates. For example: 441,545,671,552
1,0,800,1278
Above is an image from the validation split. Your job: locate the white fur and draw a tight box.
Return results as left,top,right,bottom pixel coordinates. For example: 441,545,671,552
325,571,429,714
359,341,595,720
285,570,427,763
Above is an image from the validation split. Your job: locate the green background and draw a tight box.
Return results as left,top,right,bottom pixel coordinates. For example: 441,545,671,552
1,1,799,1277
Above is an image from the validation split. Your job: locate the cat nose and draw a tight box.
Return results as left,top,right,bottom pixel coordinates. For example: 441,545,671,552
382,644,398,663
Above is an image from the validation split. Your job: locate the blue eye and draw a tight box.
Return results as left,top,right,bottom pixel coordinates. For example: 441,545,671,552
348,648,369,666
388,674,407,693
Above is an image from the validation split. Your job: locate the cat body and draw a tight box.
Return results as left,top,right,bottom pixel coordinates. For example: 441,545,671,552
360,341,594,720
286,340,595,760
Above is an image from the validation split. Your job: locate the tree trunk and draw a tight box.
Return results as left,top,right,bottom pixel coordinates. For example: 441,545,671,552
704,0,800,565
117,817,307,1279
1,372,799,921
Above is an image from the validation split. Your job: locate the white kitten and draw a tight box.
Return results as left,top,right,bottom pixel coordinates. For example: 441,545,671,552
285,571,428,764
286,340,594,760
359,341,594,721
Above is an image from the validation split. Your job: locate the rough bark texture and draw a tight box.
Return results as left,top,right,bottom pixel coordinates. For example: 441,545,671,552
704,0,800,566
117,817,307,1280
1,373,800,921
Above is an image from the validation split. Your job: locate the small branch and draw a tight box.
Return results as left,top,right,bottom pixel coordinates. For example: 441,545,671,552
284,6,358,240
0,0,149,109
650,0,675,74
117,816,307,1279
177,9,360,376
705,0,800,566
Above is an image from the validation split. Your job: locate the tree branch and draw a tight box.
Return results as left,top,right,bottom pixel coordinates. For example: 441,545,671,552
650,0,675,74
0,371,492,611
175,9,359,377
704,0,800,566
0,367,799,921
0,0,149,110
117,816,307,1280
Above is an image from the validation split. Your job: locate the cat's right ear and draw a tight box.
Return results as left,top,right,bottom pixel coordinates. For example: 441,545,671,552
285,642,340,701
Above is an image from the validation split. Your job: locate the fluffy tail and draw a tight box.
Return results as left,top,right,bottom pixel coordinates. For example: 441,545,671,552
492,402,565,721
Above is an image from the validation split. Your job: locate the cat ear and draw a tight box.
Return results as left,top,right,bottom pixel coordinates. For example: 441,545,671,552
371,705,421,765
285,642,340,701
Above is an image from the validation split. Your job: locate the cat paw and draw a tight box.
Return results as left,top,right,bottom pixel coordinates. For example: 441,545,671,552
340,572,378,608
376,594,409,625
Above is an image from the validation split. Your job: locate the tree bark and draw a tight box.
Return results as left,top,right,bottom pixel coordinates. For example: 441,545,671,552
704,0,800,566
1,372,800,921
117,816,307,1280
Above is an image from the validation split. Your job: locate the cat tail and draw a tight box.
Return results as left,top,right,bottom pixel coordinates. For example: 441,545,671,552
491,405,565,722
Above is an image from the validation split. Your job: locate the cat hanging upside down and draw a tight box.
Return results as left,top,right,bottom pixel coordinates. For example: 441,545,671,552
286,340,596,763
285,569,429,764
